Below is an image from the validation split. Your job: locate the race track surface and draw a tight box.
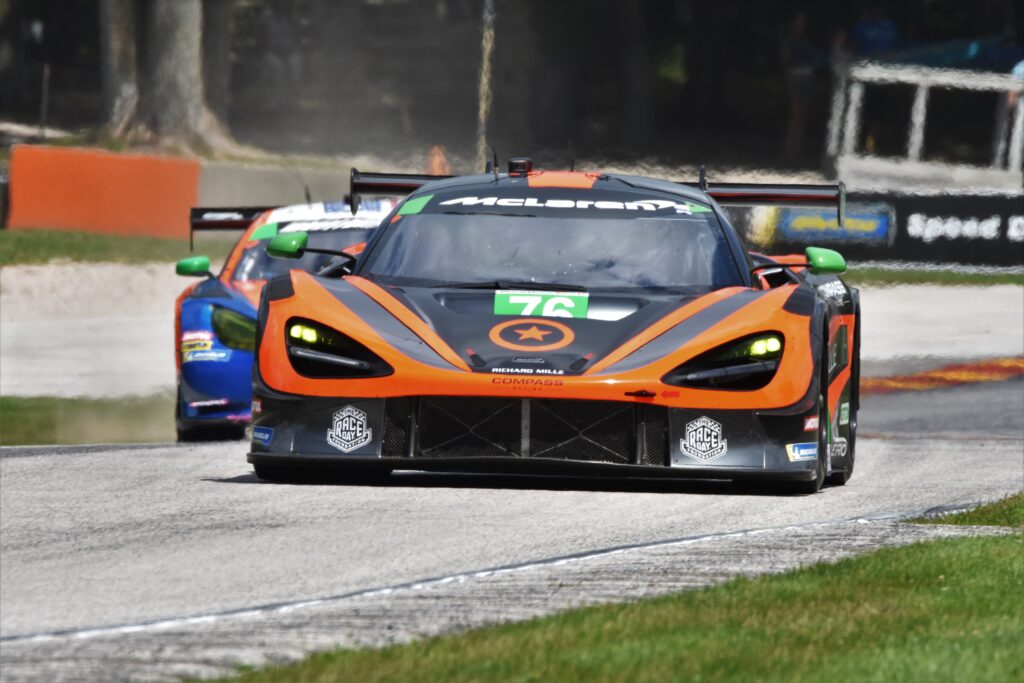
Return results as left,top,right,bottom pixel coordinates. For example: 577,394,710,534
1,380,1021,681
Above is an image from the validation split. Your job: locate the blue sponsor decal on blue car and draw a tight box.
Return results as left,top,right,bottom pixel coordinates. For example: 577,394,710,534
777,203,893,244
786,442,818,462
183,349,231,363
252,426,275,446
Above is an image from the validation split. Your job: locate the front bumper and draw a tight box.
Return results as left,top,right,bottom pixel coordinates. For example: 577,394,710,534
250,394,819,481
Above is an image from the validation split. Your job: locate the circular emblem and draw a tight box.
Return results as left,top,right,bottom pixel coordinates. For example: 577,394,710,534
488,318,575,352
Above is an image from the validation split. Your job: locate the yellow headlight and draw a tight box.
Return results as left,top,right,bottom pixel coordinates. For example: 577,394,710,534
750,335,782,357
289,324,319,344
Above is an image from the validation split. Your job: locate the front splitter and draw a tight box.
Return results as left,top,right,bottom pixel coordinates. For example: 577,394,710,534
247,452,817,482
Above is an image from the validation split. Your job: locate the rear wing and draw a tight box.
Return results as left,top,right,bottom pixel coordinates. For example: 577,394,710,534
188,206,276,250
347,167,847,226
349,168,452,214
679,182,847,226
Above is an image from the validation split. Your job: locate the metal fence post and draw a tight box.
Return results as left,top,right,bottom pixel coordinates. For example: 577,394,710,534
842,81,864,156
907,85,929,161
1008,98,1024,171
826,64,848,157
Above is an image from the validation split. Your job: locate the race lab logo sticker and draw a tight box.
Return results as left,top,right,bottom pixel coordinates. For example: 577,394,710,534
327,405,372,453
786,442,818,462
489,318,575,352
680,416,727,462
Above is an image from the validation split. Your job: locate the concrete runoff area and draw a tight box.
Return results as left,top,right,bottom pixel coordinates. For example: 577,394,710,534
0,262,182,398
1,261,1022,398
1,378,1022,681
857,284,1024,361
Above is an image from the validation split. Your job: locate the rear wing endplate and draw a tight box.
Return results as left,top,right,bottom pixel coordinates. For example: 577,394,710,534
349,168,452,214
188,206,276,250
679,182,847,226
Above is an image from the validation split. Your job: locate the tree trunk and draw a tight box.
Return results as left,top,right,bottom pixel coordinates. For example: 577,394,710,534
97,0,238,152
98,0,138,135
202,0,233,122
141,0,205,138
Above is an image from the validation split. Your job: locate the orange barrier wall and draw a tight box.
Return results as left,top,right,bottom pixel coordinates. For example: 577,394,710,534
6,145,200,239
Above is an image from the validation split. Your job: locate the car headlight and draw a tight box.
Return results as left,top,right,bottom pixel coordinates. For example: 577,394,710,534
211,307,256,352
285,318,393,378
662,333,783,390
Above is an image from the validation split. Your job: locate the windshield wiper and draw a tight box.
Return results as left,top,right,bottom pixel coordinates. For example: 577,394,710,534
430,280,587,292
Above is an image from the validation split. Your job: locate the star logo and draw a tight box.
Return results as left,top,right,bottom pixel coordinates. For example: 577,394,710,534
514,325,552,341
489,319,575,352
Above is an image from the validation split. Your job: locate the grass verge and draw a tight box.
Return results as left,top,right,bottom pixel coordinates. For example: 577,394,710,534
0,229,235,267
844,267,1024,287
0,394,174,445
914,492,1024,528
213,533,1023,682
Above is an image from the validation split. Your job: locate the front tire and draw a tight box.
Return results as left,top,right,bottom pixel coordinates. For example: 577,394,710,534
826,405,856,486
175,386,203,442
793,391,828,494
827,310,859,486
176,385,246,442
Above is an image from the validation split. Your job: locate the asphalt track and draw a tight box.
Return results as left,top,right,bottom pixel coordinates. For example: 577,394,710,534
1,378,1022,681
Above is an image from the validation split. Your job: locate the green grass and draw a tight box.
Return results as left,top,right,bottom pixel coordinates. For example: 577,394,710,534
915,492,1024,528
0,395,174,445
844,267,1024,287
208,534,1023,683
0,229,235,267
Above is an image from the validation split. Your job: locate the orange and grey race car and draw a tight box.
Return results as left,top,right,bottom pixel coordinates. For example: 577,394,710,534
249,158,859,493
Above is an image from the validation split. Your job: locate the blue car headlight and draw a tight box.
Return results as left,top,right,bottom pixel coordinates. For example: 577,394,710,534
211,307,257,352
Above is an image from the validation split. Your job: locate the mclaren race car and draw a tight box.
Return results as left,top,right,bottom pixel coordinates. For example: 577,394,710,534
249,159,860,492
173,199,393,440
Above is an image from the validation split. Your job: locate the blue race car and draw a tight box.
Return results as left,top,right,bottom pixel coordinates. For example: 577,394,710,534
173,199,392,440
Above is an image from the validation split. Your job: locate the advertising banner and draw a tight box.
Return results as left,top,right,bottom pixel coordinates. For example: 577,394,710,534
747,192,1023,266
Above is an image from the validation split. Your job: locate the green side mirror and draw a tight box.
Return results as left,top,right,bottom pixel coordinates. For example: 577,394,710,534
176,255,211,277
805,246,847,275
267,231,308,259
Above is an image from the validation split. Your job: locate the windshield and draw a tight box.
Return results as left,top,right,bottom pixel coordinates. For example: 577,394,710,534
361,188,743,292
232,228,374,281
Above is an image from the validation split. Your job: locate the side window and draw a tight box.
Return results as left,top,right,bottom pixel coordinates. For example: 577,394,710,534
757,267,800,289
828,324,849,379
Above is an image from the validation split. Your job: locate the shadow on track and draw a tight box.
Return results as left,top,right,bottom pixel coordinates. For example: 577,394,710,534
202,469,795,496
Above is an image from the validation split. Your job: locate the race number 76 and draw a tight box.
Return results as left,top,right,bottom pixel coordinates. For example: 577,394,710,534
493,291,590,319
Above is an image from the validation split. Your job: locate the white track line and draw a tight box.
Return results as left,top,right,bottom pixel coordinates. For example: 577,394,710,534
0,509,949,645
